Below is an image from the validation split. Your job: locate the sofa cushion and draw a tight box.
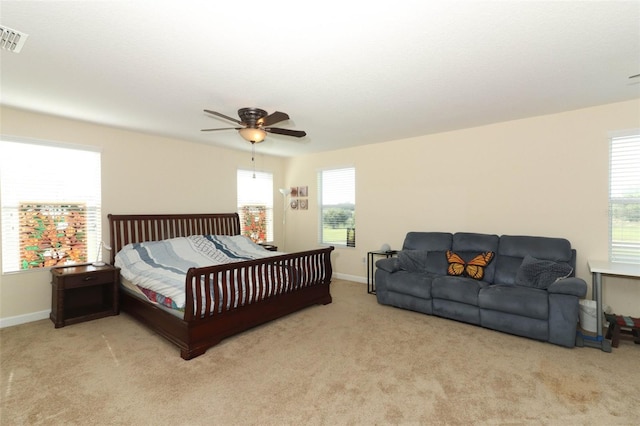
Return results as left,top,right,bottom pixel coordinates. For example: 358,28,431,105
398,250,449,275
398,250,428,272
478,284,548,320
403,232,452,252
547,277,587,297
424,251,450,275
387,271,435,299
376,257,400,273
431,275,488,306
494,235,573,285
383,291,433,315
433,299,480,325
499,235,572,261
446,250,495,280
515,255,573,289
480,309,548,341
452,232,500,252
452,233,499,283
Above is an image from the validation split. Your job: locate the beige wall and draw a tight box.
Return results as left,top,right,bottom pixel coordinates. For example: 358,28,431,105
285,99,640,316
1,99,640,324
0,107,287,322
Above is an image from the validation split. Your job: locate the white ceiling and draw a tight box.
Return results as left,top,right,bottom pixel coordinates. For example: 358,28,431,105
1,1,639,157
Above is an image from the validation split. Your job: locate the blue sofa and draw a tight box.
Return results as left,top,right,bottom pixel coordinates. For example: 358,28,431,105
375,232,588,347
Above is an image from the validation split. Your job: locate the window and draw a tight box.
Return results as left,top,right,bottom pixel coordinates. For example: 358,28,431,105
319,167,355,247
237,169,273,243
0,139,102,272
609,134,640,263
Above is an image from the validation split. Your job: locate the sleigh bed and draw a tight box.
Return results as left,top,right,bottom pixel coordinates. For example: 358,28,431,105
108,213,334,360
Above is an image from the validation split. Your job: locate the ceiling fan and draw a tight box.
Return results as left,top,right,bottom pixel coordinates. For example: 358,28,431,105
201,108,306,143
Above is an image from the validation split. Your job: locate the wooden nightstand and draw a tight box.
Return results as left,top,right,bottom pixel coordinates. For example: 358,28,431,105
50,264,120,328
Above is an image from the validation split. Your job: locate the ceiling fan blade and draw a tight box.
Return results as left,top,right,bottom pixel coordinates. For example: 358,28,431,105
265,127,307,138
204,109,243,125
259,111,290,127
201,127,241,132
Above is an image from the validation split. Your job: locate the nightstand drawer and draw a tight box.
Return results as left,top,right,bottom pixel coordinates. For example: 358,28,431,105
63,270,114,288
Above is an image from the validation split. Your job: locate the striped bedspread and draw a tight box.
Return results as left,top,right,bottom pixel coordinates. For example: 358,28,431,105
115,235,280,310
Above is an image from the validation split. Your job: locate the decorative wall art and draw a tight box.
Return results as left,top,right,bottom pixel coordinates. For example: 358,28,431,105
289,186,308,212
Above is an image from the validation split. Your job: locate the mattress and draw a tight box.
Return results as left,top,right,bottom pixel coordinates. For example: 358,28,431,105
120,274,184,318
115,234,282,314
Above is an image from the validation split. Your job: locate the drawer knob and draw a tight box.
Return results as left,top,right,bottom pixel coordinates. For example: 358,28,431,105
83,276,96,281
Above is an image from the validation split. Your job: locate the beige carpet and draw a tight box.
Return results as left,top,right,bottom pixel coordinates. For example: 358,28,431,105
1,279,639,425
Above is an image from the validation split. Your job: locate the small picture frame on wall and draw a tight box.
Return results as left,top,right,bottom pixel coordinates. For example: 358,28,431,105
299,199,308,210
290,187,298,197
290,199,298,210
298,186,308,197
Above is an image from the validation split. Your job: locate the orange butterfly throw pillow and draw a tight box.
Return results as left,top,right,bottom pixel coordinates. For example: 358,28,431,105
446,250,495,280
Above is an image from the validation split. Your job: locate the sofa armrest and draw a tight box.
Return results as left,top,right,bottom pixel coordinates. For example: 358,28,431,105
547,277,587,297
376,257,400,273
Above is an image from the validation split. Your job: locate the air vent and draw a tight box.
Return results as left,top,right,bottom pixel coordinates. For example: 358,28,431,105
0,25,29,53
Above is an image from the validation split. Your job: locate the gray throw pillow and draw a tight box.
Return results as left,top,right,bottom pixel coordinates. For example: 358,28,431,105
424,250,450,275
515,255,573,289
398,250,429,272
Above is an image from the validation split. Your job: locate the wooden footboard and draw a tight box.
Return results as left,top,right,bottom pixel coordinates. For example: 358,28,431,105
185,248,334,320
108,213,334,359
181,247,333,359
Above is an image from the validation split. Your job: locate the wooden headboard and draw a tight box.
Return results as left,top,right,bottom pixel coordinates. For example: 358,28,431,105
107,213,241,264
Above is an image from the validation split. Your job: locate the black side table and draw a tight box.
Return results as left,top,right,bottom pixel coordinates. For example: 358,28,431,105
367,250,398,294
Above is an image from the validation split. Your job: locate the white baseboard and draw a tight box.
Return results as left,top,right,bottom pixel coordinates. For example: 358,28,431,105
0,310,50,328
333,272,366,284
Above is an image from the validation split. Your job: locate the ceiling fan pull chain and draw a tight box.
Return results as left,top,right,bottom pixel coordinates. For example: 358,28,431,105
251,142,256,178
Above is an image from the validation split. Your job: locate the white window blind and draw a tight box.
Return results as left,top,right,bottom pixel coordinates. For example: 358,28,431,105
237,169,273,243
609,134,640,263
0,140,102,272
319,167,355,247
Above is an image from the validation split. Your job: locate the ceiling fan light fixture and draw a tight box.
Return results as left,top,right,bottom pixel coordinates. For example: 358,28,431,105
239,127,266,143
